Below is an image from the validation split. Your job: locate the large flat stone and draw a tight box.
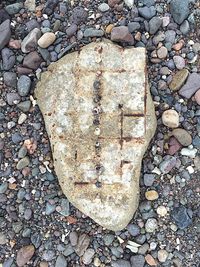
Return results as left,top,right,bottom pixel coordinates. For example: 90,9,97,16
35,40,157,231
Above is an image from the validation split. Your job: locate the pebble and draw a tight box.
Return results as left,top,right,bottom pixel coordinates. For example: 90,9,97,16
0,19,11,50
159,156,177,174
82,249,95,265
165,30,176,44
157,206,167,216
55,255,67,267
5,3,23,15
145,254,157,266
16,245,35,267
63,244,74,256
169,69,189,91
45,202,56,215
43,0,59,15
98,3,110,12
111,26,134,43
157,46,168,59
145,218,158,233
3,72,17,88
71,6,88,24
138,6,156,19
180,20,190,34
180,147,197,158
112,260,131,267
179,73,200,99
128,22,140,33
23,51,42,70
26,19,40,32
124,0,134,8
130,255,145,267
75,233,90,256
1,48,15,70
0,9,10,24
170,0,190,25
149,17,162,34
0,182,8,194
143,173,155,186
127,224,140,236
162,109,179,128
195,89,200,105
66,24,78,37
17,101,31,112
38,32,56,49
83,28,104,38
18,113,27,125
18,146,27,159
7,92,20,105
17,75,31,96
167,137,182,155
173,56,185,70
145,190,158,201
17,157,30,170
158,249,168,263
42,250,55,261
24,0,36,11
171,128,192,146
31,232,42,248
69,231,78,246
21,28,41,53
171,205,192,229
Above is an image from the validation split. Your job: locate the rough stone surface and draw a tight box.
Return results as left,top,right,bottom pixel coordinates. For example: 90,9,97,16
179,73,200,99
16,245,35,267
21,28,41,53
35,40,157,231
0,19,11,50
170,0,190,25
169,69,189,91
111,26,134,43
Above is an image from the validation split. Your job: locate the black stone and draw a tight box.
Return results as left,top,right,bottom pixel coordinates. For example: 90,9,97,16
171,205,192,229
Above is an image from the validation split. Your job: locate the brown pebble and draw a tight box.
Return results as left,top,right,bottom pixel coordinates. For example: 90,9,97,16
145,254,157,266
16,245,35,267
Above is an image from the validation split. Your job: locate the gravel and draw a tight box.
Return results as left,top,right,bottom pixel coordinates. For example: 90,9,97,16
0,0,199,266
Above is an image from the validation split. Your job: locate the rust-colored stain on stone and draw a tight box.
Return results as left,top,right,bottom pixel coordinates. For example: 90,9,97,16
35,40,157,231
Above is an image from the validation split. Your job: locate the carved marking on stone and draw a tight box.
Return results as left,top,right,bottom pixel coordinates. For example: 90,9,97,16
35,40,157,231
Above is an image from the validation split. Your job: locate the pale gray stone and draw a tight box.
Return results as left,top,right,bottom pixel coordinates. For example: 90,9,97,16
35,40,157,231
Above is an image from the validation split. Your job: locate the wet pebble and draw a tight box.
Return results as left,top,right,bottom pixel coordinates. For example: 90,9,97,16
17,75,31,97
1,48,15,70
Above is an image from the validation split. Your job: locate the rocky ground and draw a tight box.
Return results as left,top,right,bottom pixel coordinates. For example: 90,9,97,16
0,0,200,266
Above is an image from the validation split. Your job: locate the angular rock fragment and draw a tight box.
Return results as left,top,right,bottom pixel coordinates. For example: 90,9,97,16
35,40,157,231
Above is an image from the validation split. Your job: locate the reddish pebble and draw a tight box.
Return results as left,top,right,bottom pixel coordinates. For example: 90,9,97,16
194,89,200,105
167,137,182,155
172,40,184,51
9,39,21,49
145,254,157,266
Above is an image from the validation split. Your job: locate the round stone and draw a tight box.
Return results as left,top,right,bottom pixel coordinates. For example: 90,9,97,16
145,218,158,233
171,128,192,146
162,109,179,128
98,3,110,12
16,157,30,170
17,75,31,97
157,206,167,216
145,190,159,201
158,249,169,263
173,55,185,70
18,113,27,125
157,46,168,59
38,32,56,48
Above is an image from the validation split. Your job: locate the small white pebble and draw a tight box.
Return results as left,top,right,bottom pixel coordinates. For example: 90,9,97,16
188,40,194,45
157,205,168,216
186,166,194,174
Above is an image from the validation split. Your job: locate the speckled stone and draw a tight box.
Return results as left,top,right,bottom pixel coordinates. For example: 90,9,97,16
35,40,157,231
